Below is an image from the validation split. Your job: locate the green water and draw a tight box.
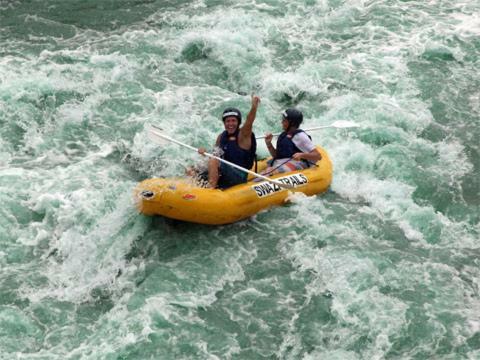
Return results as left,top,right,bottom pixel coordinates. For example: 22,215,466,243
1,0,479,358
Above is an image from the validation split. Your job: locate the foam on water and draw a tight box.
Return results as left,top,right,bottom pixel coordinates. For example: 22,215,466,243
1,0,479,358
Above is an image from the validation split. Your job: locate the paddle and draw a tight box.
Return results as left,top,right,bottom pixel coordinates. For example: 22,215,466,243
255,120,359,139
147,125,293,190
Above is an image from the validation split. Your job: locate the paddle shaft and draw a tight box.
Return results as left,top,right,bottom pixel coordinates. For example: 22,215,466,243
149,128,293,189
256,122,359,139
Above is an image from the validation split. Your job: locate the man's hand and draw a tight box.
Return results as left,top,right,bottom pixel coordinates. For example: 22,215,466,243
292,152,304,161
251,94,260,108
264,133,273,145
198,147,206,156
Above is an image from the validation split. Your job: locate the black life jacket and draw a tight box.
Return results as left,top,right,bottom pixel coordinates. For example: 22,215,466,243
219,130,257,170
275,129,311,159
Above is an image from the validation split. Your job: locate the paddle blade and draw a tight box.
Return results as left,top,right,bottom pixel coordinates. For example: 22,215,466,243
147,125,171,146
331,120,360,128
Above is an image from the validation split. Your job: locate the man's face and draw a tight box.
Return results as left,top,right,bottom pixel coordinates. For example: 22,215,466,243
224,117,239,134
282,118,289,131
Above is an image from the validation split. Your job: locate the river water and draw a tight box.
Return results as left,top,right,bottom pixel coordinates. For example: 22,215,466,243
1,0,479,358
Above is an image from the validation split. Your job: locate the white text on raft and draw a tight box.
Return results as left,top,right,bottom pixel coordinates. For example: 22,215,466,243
251,174,308,198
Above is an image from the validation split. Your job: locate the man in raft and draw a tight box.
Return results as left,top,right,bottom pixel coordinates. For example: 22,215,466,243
263,108,321,175
197,95,260,188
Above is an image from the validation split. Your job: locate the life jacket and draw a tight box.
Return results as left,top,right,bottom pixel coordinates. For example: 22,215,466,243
219,130,257,170
275,129,311,160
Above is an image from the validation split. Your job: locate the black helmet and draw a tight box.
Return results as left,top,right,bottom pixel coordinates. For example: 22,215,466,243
222,108,242,125
282,108,303,128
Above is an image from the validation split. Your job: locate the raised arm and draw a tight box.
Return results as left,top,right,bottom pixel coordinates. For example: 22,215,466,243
238,95,260,149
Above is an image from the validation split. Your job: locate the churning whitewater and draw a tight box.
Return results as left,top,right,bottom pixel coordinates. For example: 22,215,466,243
1,0,479,358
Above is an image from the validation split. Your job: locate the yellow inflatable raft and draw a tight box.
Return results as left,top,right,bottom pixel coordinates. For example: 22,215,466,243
135,146,332,225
